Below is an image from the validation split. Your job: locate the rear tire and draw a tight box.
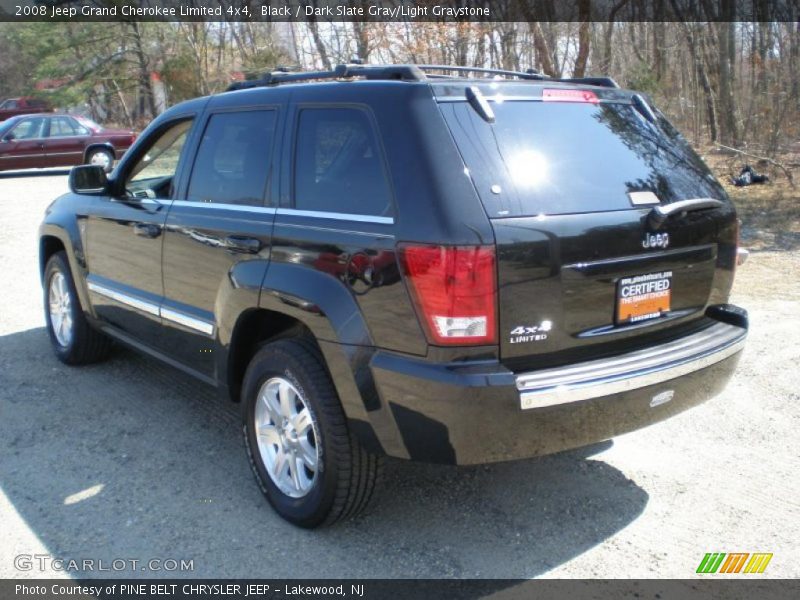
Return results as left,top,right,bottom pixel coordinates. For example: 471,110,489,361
242,338,382,528
44,251,112,365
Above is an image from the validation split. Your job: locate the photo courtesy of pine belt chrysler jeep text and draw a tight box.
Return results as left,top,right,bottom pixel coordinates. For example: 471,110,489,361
38,64,748,528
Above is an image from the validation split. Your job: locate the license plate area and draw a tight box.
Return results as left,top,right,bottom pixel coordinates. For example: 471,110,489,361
616,270,672,324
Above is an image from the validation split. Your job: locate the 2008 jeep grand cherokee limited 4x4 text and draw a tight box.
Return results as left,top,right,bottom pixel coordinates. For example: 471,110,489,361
39,64,748,527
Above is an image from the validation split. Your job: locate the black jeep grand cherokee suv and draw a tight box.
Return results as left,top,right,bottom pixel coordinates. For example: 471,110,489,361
39,64,747,527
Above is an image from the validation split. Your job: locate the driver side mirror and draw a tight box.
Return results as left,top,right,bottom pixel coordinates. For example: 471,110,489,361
2,133,15,142
69,165,110,195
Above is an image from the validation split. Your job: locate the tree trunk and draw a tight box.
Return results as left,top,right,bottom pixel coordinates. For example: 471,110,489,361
305,18,332,70
716,13,739,145
672,11,719,143
653,3,665,80
528,22,555,76
573,0,591,78
128,22,156,120
350,17,370,62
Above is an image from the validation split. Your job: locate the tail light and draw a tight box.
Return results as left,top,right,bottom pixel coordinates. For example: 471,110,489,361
398,244,497,345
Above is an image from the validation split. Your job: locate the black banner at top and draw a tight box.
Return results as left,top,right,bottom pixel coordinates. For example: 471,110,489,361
2,0,799,22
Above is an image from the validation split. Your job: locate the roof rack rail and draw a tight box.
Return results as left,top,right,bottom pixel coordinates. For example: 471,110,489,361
226,63,424,91
417,65,546,81
224,63,620,92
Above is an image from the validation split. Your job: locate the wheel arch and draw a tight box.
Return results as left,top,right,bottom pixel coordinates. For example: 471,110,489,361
39,222,93,318
83,143,116,162
222,263,391,456
39,234,66,281
224,307,316,405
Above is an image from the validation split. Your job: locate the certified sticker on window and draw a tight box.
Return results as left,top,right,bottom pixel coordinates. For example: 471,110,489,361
616,271,672,324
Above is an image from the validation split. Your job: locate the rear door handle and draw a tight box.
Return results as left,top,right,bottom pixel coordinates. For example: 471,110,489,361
133,223,161,238
225,236,261,254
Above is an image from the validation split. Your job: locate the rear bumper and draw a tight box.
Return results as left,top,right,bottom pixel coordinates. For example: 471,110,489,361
369,317,747,465
516,321,745,410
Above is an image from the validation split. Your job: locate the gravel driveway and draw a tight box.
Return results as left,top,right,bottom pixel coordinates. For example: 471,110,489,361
1,171,798,579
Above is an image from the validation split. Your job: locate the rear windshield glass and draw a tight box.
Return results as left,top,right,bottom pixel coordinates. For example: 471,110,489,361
439,100,726,217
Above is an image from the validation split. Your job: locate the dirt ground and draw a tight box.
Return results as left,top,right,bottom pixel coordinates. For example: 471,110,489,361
0,168,798,580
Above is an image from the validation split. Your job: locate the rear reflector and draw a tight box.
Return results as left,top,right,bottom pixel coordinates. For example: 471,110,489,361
399,245,497,345
542,89,599,104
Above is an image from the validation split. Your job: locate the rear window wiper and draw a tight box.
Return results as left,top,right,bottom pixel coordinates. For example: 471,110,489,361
466,86,495,123
647,198,725,229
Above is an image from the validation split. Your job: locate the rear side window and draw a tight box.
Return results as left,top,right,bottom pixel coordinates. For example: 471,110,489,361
187,110,276,207
440,100,726,217
294,108,393,218
49,117,80,137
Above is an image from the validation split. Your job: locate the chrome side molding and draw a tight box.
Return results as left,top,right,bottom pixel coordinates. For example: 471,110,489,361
87,280,214,336
517,321,746,410
160,307,214,336
87,281,160,317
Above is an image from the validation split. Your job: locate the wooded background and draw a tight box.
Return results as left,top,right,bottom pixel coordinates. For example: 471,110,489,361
0,18,798,155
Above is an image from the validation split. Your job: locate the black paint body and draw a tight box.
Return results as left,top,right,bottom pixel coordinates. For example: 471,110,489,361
39,78,746,465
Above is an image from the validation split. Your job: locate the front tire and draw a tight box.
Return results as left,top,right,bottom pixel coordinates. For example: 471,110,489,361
44,251,112,365
242,338,382,528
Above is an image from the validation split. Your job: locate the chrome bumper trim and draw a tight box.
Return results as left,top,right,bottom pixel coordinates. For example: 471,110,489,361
517,322,746,410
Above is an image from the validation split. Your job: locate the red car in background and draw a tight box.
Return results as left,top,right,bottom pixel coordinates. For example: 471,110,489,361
0,97,53,121
0,113,136,173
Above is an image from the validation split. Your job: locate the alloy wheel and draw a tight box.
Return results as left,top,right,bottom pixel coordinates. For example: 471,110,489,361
254,376,320,498
48,271,73,347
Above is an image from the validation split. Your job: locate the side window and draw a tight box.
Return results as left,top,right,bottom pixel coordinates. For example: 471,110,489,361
68,117,90,136
294,108,393,217
10,117,46,140
49,117,79,137
1,100,18,110
125,119,193,199
186,110,276,207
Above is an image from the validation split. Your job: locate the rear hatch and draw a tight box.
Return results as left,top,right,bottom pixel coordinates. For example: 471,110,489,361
437,83,737,370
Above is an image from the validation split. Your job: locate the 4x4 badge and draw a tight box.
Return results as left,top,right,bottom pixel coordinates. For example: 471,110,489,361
509,320,552,344
643,232,669,249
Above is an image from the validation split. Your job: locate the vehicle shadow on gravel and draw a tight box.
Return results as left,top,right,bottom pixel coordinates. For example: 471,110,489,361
0,169,71,179
0,328,648,580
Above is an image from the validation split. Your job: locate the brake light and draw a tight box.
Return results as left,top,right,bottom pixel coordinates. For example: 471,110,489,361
542,89,599,104
399,245,497,345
